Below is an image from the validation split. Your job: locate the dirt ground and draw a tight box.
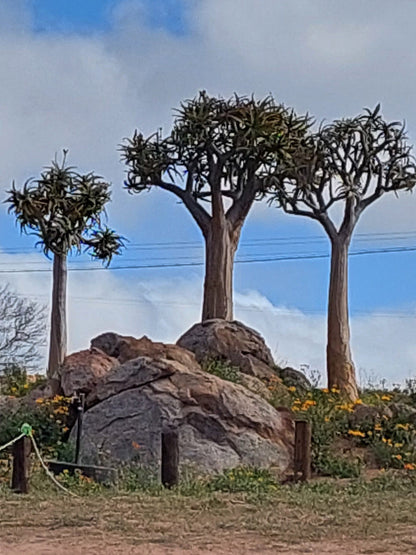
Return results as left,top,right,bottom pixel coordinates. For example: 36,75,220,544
0,527,415,555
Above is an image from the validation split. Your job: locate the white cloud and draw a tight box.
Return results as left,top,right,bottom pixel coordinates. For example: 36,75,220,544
2,251,414,384
0,0,415,385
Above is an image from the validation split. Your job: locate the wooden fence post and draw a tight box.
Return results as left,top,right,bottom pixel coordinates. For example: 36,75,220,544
294,420,312,482
11,436,31,494
161,430,179,488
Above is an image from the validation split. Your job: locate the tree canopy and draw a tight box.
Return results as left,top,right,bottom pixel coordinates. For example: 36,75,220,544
7,151,123,263
270,105,416,239
122,91,309,235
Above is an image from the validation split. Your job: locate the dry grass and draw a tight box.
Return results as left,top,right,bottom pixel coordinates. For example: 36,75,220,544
1,473,416,553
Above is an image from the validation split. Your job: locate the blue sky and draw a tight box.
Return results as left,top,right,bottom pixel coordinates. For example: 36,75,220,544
31,0,187,34
0,0,415,381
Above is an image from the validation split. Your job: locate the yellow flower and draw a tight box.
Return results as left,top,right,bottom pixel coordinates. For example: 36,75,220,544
292,406,300,412
322,388,329,394
354,399,363,405
374,424,382,432
10,387,17,393
331,387,340,394
394,443,404,448
35,398,44,404
324,417,330,423
23,383,29,389
381,395,391,401
348,430,366,438
395,423,409,430
288,386,296,392
367,430,373,436
338,404,354,412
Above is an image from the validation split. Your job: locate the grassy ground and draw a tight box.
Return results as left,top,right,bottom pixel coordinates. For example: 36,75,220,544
1,471,416,553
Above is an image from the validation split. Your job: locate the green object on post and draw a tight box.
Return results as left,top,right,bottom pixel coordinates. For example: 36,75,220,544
20,423,33,437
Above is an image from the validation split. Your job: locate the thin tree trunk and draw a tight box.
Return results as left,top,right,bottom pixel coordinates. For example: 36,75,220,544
326,237,359,401
202,222,238,321
47,252,67,392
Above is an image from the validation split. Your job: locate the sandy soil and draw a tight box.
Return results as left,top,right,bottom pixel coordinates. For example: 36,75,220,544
0,528,415,555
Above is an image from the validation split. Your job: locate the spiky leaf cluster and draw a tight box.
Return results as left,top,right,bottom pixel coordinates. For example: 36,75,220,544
121,91,309,200
270,105,416,226
6,153,124,263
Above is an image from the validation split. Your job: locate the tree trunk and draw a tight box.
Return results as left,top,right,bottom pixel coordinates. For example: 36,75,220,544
326,237,359,401
202,222,238,321
47,253,67,391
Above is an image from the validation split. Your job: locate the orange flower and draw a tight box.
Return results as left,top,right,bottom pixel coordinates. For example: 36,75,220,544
131,441,140,450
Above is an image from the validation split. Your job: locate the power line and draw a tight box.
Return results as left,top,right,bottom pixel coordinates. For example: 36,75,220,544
0,244,414,274
2,229,416,255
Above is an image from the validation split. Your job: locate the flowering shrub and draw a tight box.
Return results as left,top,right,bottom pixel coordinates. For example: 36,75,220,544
274,384,416,477
0,364,46,397
0,395,72,456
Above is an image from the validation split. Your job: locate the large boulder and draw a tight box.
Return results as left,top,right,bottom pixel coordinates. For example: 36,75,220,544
60,348,119,398
67,332,294,473
177,319,278,380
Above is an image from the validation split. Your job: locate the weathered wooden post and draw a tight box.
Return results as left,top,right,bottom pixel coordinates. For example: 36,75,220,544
11,436,31,494
75,392,85,465
161,430,179,488
294,420,312,482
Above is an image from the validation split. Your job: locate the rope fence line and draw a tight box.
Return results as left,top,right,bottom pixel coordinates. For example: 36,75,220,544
29,433,78,497
0,433,25,453
1,423,78,497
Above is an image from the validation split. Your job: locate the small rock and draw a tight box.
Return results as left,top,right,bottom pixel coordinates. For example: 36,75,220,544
277,367,311,391
348,404,393,427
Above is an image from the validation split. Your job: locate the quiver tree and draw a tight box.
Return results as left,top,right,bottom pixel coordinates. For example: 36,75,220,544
6,152,124,388
270,106,416,400
121,91,308,320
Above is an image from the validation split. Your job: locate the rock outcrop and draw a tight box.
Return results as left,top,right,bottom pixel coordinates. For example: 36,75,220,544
177,319,278,380
61,331,294,473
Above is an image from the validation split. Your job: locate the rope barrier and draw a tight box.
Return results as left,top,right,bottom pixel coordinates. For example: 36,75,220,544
1,422,78,497
0,432,25,453
29,433,78,497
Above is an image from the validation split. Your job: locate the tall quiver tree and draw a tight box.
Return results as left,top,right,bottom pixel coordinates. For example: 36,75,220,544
270,106,416,400
121,91,308,320
7,152,123,390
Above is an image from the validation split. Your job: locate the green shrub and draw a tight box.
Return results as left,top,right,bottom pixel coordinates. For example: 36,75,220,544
202,358,242,384
0,395,72,455
0,364,46,397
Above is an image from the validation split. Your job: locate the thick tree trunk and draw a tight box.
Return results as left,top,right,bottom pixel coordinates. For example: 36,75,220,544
326,237,359,401
47,253,67,392
202,222,238,321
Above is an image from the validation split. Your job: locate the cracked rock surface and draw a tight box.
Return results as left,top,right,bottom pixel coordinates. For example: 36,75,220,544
62,331,294,473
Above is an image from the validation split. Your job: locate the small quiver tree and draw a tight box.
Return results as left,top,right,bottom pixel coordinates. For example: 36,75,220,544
121,91,308,321
6,152,124,390
269,106,416,400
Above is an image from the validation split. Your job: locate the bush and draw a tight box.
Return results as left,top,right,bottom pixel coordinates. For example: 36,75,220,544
202,358,242,384
0,364,46,397
0,395,72,456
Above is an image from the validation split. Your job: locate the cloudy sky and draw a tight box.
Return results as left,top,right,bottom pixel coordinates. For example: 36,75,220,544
0,0,415,384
